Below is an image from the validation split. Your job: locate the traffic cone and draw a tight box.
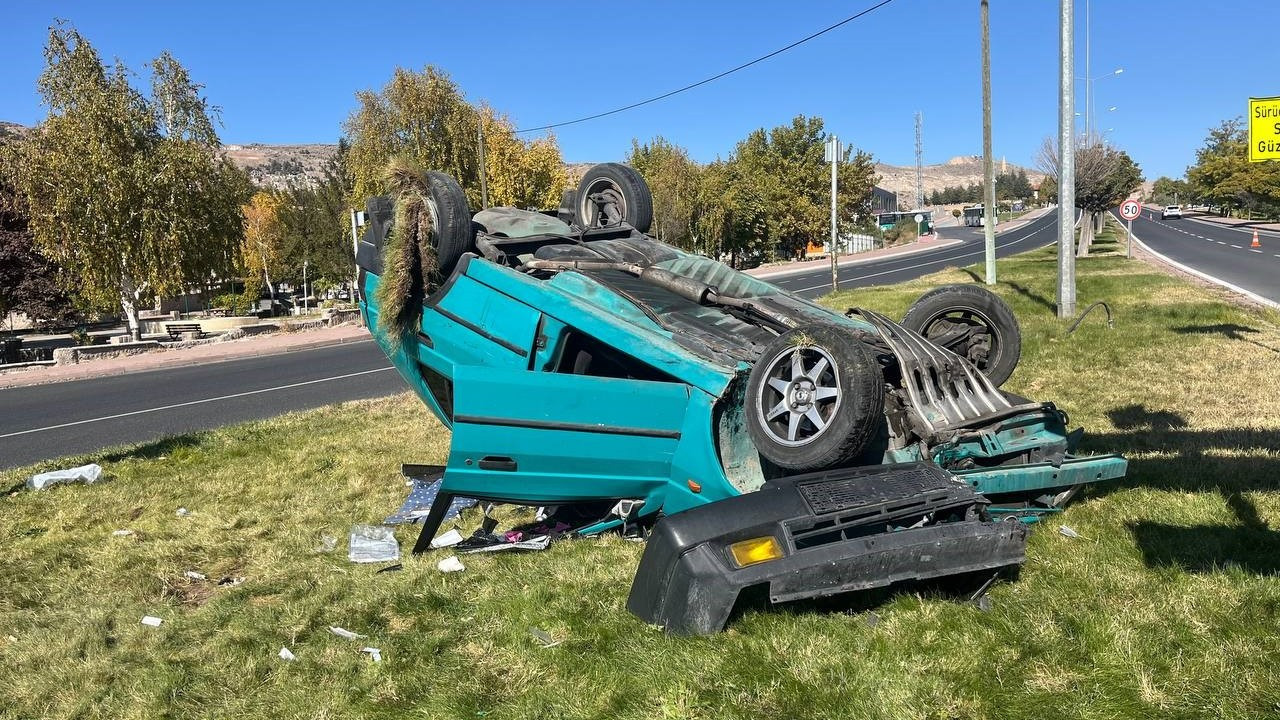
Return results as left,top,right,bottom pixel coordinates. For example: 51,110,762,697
1252,229,1262,249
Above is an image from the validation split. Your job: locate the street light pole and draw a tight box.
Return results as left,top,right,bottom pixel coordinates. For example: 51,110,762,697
981,0,997,285
826,134,841,293
1057,0,1077,319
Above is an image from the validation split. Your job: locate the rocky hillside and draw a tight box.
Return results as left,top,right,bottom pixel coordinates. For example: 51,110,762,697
877,155,1045,209
222,143,336,189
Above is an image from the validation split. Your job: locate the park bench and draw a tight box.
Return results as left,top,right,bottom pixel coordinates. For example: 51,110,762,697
164,322,202,341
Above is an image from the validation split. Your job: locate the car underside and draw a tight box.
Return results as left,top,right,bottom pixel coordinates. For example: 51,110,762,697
354,163,1127,633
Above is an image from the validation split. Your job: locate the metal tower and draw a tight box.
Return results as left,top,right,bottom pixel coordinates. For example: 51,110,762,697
914,111,924,209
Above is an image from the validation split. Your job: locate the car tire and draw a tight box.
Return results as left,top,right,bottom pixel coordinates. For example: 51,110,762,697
745,325,885,472
576,163,653,233
423,170,474,279
901,284,1021,387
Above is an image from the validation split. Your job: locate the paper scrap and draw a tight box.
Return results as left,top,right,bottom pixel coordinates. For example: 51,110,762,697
361,647,382,662
279,647,296,662
141,615,163,627
430,528,465,549
437,555,465,573
328,626,365,640
184,571,206,581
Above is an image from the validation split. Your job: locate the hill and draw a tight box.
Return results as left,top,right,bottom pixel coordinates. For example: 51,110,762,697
876,155,1045,209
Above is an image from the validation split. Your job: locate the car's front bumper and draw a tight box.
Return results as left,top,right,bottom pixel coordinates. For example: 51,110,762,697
627,462,1027,634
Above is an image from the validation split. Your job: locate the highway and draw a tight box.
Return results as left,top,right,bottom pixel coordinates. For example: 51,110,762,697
0,211,1062,470
1124,208,1280,306
774,208,1061,298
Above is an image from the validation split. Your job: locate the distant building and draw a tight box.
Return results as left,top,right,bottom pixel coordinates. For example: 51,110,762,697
871,185,897,214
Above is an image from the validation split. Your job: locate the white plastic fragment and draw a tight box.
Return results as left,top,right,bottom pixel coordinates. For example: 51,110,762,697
348,525,399,564
315,534,338,553
27,463,103,490
217,576,245,587
175,507,191,517
111,529,134,537
184,571,206,581
430,528,464,549
278,647,296,662
141,615,163,627
1058,525,1083,539
437,555,465,573
361,647,382,662
529,627,561,648
328,626,365,640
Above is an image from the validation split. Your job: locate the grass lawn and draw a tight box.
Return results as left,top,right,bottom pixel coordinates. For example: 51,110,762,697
3,233,1279,719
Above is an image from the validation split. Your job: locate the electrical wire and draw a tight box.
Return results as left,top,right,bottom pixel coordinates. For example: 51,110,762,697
514,0,898,134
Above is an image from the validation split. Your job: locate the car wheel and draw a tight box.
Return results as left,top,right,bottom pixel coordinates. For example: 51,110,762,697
745,325,885,472
422,170,474,279
575,163,653,233
901,284,1021,387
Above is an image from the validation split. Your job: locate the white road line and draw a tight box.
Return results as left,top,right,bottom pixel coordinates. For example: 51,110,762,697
0,367,395,439
1251,249,1263,254
1231,244,1242,249
1128,229,1280,310
1217,241,1227,245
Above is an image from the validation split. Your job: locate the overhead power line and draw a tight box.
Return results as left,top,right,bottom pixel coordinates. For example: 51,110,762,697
514,0,898,134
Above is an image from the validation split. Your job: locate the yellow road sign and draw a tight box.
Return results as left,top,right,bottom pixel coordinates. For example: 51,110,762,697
1249,96,1280,162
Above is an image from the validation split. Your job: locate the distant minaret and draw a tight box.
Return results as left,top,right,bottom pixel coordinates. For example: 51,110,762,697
914,111,924,209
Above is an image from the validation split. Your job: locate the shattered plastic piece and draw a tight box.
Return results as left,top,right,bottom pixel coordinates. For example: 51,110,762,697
504,530,524,543
348,525,400,564
384,477,478,525
184,571,206,581
458,534,552,555
865,612,880,628
328,626,365,640
111,529,134,537
27,463,103,491
430,528,464,549
141,615,163,627
361,647,382,662
217,576,245,587
376,563,403,574
278,647,296,662
1058,525,1083,539
437,555,465,573
529,627,561,648
175,507,191,517
976,595,993,612
315,534,337,553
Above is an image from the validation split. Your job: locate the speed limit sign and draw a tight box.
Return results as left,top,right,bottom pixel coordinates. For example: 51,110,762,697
1120,199,1142,221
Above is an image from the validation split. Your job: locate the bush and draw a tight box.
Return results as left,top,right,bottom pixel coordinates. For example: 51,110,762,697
883,217,919,246
210,291,257,316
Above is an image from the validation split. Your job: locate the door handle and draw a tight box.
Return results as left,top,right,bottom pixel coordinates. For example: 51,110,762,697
478,456,518,472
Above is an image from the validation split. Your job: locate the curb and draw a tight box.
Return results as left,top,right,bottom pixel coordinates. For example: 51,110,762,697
1126,223,1280,311
749,238,966,280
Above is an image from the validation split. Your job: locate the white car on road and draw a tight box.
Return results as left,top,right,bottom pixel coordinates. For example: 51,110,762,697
1162,205,1183,220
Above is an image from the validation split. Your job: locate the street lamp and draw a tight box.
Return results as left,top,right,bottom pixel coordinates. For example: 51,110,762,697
1075,67,1123,139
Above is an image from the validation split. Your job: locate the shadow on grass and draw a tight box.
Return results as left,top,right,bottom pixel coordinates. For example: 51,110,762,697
96,433,205,463
1084,403,1280,575
1174,323,1280,355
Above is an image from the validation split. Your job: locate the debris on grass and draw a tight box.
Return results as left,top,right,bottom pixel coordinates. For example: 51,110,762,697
376,563,402,574
328,626,366,640
430,528,464,549
314,534,338,553
361,647,382,662
437,555,465,573
278,647,296,662
1058,525,1085,539
184,571,206,581
140,615,163,627
529,627,561,648
27,463,103,491
176,507,191,518
349,525,400,564
217,576,245,587
111,529,134,537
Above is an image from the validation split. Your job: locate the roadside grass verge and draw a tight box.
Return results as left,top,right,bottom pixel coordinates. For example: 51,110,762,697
2,244,1279,719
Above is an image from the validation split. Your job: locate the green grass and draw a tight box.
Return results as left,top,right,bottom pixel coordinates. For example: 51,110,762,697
3,244,1280,719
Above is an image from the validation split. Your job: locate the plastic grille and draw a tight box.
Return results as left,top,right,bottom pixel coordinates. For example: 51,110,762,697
798,465,954,515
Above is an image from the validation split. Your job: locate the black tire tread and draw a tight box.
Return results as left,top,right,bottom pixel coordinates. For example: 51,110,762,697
901,284,1021,387
424,170,473,278
575,163,653,233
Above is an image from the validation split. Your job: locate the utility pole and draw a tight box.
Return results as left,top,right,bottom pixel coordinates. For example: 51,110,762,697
914,112,924,210
1057,0,1077,318
981,0,996,284
825,135,841,293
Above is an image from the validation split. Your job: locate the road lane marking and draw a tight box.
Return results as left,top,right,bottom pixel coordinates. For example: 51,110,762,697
1127,228,1280,310
1251,249,1263,253
0,367,396,439
1231,244,1242,249
1217,241,1227,245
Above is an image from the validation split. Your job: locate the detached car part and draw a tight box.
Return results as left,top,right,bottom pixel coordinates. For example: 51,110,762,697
354,163,1127,633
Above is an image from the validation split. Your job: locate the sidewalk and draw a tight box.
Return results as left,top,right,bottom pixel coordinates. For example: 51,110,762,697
1182,210,1280,236
0,323,371,390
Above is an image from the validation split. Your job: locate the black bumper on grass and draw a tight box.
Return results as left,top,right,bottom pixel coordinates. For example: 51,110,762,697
627,462,1028,634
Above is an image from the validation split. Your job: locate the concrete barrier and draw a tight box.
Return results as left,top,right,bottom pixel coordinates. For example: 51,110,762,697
54,341,162,365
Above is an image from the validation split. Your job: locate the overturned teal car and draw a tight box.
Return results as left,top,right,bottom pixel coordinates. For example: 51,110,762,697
355,163,1126,634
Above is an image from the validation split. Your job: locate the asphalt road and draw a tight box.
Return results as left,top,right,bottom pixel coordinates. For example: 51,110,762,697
770,209,1062,298
1123,208,1280,306
1,212,1064,470
0,340,403,470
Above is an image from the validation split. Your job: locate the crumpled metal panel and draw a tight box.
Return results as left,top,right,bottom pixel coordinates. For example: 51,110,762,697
855,308,1040,435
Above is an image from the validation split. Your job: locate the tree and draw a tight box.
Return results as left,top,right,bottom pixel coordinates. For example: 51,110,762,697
1150,176,1191,206
344,67,566,212
13,25,251,338
0,140,76,330
241,191,285,306
1186,118,1280,217
1038,136,1143,256
627,137,700,249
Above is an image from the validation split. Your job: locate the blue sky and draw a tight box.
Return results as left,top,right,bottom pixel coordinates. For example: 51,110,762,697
0,1,1267,180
